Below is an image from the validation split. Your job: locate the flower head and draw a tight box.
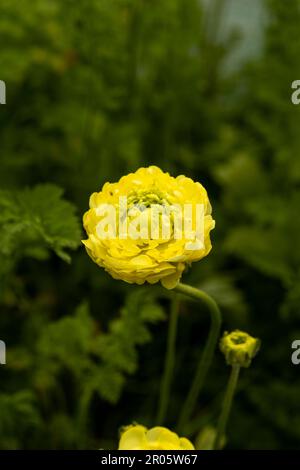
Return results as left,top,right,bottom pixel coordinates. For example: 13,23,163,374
83,166,214,289
118,424,194,450
220,330,260,368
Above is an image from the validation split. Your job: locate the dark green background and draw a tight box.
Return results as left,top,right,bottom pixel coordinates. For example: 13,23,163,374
0,0,299,449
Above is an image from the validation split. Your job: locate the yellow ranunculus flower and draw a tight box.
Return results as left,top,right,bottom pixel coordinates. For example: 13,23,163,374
118,424,195,450
83,166,215,289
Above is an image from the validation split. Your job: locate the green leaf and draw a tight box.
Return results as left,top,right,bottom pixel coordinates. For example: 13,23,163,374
0,184,81,278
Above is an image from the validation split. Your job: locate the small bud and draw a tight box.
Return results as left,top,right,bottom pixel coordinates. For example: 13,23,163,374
220,330,260,368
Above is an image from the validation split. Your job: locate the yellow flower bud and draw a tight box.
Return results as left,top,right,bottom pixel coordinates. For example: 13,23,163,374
118,424,195,450
220,330,260,368
82,166,215,289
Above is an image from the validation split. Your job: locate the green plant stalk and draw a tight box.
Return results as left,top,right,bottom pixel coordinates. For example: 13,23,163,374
156,294,180,424
173,282,222,433
214,364,240,450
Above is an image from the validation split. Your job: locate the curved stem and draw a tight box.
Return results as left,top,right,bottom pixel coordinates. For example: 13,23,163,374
214,364,240,450
173,282,222,433
156,294,180,424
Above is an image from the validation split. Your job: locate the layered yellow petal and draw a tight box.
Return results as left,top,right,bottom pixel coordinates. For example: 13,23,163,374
118,424,195,450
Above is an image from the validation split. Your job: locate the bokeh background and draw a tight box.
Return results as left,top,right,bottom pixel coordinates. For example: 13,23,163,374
0,0,300,449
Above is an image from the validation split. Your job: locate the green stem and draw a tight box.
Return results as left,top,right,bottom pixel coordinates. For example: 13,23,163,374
156,294,180,424
214,364,240,450
173,282,222,433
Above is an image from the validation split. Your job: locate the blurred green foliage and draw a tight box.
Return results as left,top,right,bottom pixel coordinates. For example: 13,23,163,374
0,0,300,449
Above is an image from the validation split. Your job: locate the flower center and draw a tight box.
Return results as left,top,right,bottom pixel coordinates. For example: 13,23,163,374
231,334,248,345
124,189,174,243
128,189,170,208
